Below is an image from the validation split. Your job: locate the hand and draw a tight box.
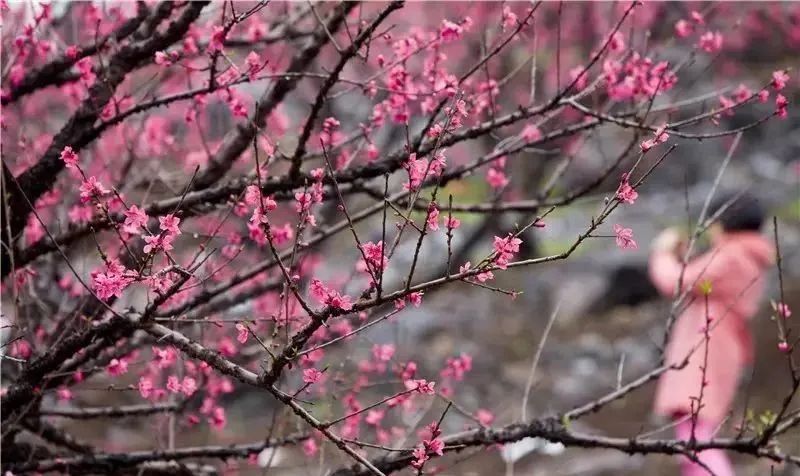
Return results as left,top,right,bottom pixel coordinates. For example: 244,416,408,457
652,228,685,254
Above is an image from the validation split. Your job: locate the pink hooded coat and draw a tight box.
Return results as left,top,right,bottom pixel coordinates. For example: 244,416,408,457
649,232,775,425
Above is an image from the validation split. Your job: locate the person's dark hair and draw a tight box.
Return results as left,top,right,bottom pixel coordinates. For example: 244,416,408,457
710,192,765,232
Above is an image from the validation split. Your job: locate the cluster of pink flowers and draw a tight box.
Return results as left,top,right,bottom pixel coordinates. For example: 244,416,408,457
615,173,638,204
303,368,324,384
440,353,472,382
640,125,669,152
603,53,677,102
235,323,249,344
60,146,79,169
613,224,637,250
154,50,180,67
78,176,108,203
492,234,523,269
91,259,135,301
404,378,436,395
309,278,354,311
166,375,198,396
244,51,267,81
698,31,724,53
411,422,445,469
459,261,494,283
395,291,423,310
674,10,705,38
122,205,148,235
674,11,723,53
486,156,510,190
773,301,793,319
207,25,227,54
358,241,388,277
319,117,341,148
403,152,445,191
143,214,182,254
106,358,129,376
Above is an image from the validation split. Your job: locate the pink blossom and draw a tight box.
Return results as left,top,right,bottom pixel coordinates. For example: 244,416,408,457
294,191,313,213
405,378,436,395
145,274,173,293
715,95,736,118
520,124,542,142
771,70,789,91
181,377,198,397
57,386,72,401
698,31,723,53
758,90,770,103
366,143,379,162
613,224,637,250
404,153,433,190
779,341,791,353
734,84,753,103
690,10,705,25
372,344,395,362
476,409,495,426
138,377,154,399
309,279,329,302
609,32,625,52
10,340,32,359
123,205,148,234
65,45,80,59
235,323,249,344
218,338,237,357
244,184,262,206
775,94,788,119
319,116,341,147
303,368,323,384
106,358,129,376
492,234,523,269
153,346,177,369
245,51,265,80
411,446,429,469
92,269,133,301
327,291,353,311
60,146,79,169
441,353,472,381
615,173,638,204
569,66,588,91
359,241,388,272
674,19,693,38
426,204,440,231
209,406,226,429
408,291,423,308
640,125,669,152
775,302,792,319
167,375,182,393
440,19,463,42
446,216,461,230
365,409,385,425
302,438,318,456
427,123,443,138
79,176,108,203
229,98,247,118
502,6,517,30
427,438,445,456
207,26,227,54
76,57,95,85
486,167,509,189
154,51,178,66
143,234,171,254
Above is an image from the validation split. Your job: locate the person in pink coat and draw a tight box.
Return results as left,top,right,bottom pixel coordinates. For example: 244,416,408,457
648,193,775,476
